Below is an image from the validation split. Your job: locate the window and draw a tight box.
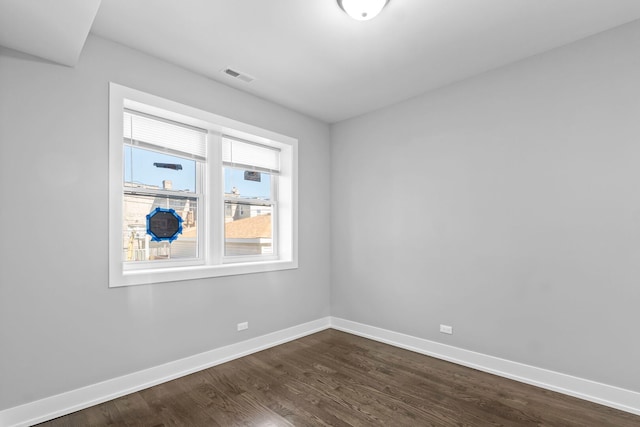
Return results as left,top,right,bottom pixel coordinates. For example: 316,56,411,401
223,137,279,257
109,83,297,287
122,111,205,266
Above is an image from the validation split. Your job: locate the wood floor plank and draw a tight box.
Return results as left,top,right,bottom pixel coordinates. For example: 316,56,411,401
111,392,165,427
177,368,291,426
36,329,640,426
244,343,441,425
229,357,371,426
205,359,337,426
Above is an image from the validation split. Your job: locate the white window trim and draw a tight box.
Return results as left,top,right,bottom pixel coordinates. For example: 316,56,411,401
109,83,298,287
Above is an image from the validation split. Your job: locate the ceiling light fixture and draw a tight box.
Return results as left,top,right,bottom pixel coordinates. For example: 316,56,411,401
337,0,389,21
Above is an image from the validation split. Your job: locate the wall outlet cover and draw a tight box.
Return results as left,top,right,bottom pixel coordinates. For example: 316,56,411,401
440,324,453,335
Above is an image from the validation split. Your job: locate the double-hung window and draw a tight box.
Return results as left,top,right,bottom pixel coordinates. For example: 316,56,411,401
222,136,280,259
109,83,298,287
122,110,206,267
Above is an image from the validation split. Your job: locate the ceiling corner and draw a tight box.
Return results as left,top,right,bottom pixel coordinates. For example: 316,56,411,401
0,0,102,67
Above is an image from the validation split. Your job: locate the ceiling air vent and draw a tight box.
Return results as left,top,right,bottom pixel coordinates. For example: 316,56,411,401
222,68,255,83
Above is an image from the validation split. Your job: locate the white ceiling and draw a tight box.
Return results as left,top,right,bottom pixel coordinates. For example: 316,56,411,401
3,1,640,123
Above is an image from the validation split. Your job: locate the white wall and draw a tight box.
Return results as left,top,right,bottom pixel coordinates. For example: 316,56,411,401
0,35,331,410
331,20,640,393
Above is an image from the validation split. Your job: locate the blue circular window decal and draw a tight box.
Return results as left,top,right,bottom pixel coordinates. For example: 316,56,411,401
146,207,183,242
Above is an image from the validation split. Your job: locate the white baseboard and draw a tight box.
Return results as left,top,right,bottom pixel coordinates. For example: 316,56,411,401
0,317,331,427
330,317,640,417
3,316,638,426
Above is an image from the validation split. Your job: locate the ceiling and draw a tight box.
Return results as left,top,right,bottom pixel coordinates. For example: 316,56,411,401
3,1,640,123
0,0,100,66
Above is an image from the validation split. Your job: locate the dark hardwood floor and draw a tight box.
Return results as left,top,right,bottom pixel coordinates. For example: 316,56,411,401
37,329,639,426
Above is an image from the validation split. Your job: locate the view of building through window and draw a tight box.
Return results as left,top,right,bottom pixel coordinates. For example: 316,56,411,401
123,145,200,262
224,167,274,256
121,121,278,261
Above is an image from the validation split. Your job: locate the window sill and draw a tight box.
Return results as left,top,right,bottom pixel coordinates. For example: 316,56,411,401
110,259,298,287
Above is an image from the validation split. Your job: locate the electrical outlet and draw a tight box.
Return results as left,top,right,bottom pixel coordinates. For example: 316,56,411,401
440,324,453,335
237,322,249,331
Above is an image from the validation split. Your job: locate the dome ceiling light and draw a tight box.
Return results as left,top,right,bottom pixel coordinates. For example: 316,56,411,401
337,0,390,21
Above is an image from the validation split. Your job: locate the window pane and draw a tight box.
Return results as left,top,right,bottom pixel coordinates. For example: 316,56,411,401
124,146,196,192
123,193,198,261
224,167,271,201
224,202,272,256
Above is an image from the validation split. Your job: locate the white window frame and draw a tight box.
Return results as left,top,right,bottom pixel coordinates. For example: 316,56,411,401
109,83,298,287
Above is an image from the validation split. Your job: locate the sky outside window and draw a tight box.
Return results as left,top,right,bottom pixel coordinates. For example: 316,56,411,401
124,146,196,192
224,167,271,200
